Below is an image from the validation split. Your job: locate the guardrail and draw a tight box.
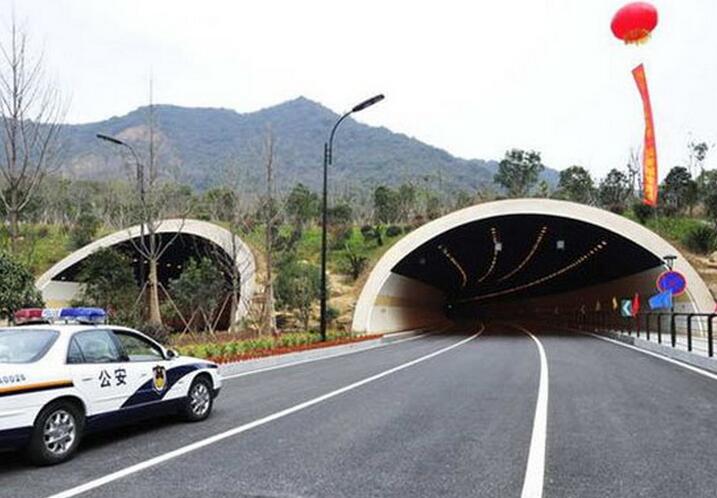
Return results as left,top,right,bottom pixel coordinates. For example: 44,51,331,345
567,310,717,358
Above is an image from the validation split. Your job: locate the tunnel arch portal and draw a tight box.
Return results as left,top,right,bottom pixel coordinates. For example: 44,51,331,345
352,199,714,334
36,219,256,323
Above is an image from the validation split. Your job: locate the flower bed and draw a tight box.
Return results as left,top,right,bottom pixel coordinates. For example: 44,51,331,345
177,331,382,364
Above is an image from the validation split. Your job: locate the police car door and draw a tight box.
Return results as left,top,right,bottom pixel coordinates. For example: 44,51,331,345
67,329,136,415
110,330,170,407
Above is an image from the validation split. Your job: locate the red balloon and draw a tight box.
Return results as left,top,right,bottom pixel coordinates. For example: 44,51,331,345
611,2,658,44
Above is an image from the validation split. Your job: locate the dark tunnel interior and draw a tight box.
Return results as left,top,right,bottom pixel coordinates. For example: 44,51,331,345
54,233,235,288
391,214,664,313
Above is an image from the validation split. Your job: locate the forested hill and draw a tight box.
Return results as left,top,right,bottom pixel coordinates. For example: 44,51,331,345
60,97,558,192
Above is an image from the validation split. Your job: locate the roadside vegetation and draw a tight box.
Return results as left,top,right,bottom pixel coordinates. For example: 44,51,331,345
2,140,717,351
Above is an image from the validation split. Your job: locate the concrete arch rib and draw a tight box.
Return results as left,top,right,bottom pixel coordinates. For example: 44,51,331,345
36,219,256,321
352,199,715,334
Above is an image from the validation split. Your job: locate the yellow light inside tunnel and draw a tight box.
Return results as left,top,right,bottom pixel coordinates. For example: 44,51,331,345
497,226,547,282
477,227,501,283
438,244,468,289
460,240,608,303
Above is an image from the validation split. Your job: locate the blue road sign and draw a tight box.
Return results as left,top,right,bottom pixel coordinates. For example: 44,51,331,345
649,290,673,310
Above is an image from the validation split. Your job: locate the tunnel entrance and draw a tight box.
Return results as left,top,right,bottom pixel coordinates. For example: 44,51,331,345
36,219,256,327
352,199,714,334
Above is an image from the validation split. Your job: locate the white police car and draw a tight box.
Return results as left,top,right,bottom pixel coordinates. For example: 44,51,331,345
0,308,222,465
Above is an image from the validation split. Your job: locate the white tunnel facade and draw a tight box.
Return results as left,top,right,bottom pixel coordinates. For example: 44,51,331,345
36,219,256,322
352,199,715,334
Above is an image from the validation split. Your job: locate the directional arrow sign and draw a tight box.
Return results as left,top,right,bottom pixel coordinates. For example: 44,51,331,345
620,299,633,317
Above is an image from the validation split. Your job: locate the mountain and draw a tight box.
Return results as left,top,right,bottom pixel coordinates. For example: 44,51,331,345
59,97,559,192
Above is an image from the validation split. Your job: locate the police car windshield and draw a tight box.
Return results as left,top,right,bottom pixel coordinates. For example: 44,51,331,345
0,329,59,363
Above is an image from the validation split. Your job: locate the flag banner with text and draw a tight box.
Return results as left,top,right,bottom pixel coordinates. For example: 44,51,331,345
632,64,658,207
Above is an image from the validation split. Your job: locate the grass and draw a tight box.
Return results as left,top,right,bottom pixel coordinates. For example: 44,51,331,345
643,217,707,243
244,224,408,273
624,210,708,245
0,224,73,275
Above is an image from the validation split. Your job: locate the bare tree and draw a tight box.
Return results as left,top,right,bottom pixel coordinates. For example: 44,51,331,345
261,130,278,335
626,147,642,198
203,159,258,334
108,90,189,326
0,18,65,252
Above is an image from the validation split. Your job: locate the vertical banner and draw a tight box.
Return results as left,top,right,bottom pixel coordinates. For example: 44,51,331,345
632,64,658,207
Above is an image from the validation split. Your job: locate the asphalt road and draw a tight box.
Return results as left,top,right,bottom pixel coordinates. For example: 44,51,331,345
2,322,717,497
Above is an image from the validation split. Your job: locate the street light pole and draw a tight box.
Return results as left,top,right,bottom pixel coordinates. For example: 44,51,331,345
319,94,385,341
96,133,147,287
663,254,678,314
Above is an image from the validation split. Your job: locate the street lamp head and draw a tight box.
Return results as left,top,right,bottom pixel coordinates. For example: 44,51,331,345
351,94,385,113
663,254,677,270
96,133,125,146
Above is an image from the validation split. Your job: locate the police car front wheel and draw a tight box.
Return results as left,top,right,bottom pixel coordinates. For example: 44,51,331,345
182,376,213,422
27,400,84,466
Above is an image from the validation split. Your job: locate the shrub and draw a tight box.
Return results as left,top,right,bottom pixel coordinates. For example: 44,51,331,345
69,212,101,250
682,225,717,255
275,260,321,330
385,225,402,237
76,248,139,322
632,203,655,224
360,225,375,240
0,251,43,320
326,306,340,324
168,257,226,332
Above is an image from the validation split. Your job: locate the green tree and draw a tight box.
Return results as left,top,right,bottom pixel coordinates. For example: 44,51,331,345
201,187,237,221
557,166,595,204
75,249,139,322
69,211,101,250
494,149,545,198
286,183,319,229
598,169,631,212
397,183,416,221
169,257,226,332
373,185,401,224
0,251,43,320
689,141,710,180
536,180,551,198
327,203,353,226
660,166,696,215
453,190,473,210
703,173,717,227
425,194,442,220
275,260,321,330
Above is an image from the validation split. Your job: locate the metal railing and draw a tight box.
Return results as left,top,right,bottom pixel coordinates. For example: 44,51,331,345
566,310,717,358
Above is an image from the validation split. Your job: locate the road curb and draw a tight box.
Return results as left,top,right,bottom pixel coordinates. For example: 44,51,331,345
588,329,717,374
218,329,427,378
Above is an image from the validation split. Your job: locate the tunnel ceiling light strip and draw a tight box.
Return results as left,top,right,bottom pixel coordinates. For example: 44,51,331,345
497,226,548,283
460,240,608,303
476,227,501,284
438,244,468,289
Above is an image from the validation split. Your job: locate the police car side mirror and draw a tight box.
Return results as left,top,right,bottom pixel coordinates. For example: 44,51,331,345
165,349,179,360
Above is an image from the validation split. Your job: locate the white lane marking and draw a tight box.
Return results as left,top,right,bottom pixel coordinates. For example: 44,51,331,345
223,329,434,381
512,324,548,498
47,326,484,498
585,332,717,381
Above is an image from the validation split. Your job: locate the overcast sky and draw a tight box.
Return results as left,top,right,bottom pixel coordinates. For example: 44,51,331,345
4,0,716,178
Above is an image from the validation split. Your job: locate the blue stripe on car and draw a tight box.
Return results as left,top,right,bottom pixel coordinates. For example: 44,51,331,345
120,363,208,408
